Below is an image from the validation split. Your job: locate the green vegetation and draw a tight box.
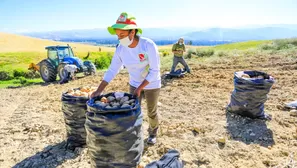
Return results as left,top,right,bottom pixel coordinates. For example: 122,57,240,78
213,40,271,50
78,51,113,69
1,38,297,88
259,38,297,50
159,49,171,57
0,78,43,88
0,52,45,73
0,51,114,88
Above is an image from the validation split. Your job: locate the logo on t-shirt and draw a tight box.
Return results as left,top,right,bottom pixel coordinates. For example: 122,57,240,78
138,53,147,62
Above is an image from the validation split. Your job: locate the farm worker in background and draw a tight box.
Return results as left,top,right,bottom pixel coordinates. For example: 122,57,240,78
91,12,161,145
59,64,78,84
170,37,191,73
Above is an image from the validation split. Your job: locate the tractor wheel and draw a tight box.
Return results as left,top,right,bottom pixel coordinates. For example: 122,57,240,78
84,61,96,75
58,63,68,80
39,60,57,82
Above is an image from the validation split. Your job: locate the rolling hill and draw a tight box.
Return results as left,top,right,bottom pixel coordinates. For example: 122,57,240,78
0,32,114,53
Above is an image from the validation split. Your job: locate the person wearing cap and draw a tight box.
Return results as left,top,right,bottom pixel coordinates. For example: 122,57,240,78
170,37,191,73
59,64,78,84
90,12,161,145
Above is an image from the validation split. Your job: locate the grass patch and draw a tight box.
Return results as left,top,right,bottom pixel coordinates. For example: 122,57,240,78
0,78,43,88
260,38,297,51
0,51,113,88
0,52,46,73
1,38,297,88
213,40,271,50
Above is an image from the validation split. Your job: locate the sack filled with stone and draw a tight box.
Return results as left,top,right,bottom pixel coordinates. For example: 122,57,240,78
61,86,97,150
227,71,275,120
85,92,143,168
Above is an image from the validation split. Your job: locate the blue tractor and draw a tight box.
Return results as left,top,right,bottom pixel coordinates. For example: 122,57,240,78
38,45,96,82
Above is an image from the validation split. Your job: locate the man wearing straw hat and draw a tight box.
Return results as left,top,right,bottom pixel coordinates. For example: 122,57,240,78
91,12,161,145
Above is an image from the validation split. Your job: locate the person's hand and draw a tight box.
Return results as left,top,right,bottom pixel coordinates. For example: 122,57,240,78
133,87,142,98
90,90,101,99
178,51,183,54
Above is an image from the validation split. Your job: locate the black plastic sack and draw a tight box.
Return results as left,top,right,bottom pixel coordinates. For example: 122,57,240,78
164,69,186,79
145,149,184,168
227,71,275,119
85,92,143,168
61,90,88,149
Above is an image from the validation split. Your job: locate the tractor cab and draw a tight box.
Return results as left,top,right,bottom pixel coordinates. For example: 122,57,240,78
45,46,75,67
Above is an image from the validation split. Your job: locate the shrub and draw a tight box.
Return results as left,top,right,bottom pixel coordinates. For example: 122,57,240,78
196,49,215,57
94,54,112,69
0,71,13,80
24,71,41,79
186,48,196,58
12,76,28,85
217,51,228,57
162,51,170,56
260,38,297,51
13,69,26,78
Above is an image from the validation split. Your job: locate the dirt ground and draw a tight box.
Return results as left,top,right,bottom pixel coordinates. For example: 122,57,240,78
0,53,297,168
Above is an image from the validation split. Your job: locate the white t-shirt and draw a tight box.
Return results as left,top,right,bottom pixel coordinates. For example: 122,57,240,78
64,64,78,73
103,37,161,89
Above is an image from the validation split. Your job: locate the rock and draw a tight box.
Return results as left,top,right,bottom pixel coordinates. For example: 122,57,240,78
157,102,162,106
107,96,115,102
197,152,210,164
147,150,154,156
105,105,113,109
129,99,136,103
111,102,120,107
122,101,130,105
120,96,129,104
192,127,205,134
95,101,107,107
100,97,108,103
217,137,226,144
290,110,297,116
114,92,125,100
121,104,131,108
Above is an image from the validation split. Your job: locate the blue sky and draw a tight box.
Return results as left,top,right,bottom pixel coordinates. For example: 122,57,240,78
1,0,297,33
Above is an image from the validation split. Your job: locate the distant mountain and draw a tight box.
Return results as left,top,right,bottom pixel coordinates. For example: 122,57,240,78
20,25,297,42
237,24,297,30
183,27,297,41
21,28,111,40
21,28,199,40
